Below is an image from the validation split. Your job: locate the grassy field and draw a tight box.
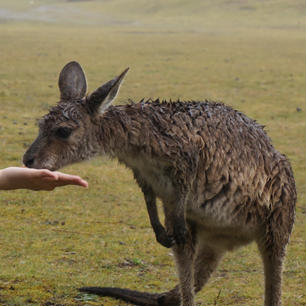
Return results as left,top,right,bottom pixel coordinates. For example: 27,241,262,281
0,1,305,305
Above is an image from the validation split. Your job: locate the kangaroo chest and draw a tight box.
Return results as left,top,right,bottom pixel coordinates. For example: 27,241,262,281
120,155,176,202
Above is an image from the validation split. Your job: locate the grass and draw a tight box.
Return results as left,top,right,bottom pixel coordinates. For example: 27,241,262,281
0,1,305,305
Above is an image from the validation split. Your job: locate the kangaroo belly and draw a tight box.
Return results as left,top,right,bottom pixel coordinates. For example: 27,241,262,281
195,224,257,251
186,198,262,251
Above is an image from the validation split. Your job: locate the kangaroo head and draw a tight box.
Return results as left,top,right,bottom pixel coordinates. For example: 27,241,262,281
23,61,128,170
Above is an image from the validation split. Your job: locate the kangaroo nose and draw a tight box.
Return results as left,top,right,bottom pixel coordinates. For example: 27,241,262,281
25,158,34,168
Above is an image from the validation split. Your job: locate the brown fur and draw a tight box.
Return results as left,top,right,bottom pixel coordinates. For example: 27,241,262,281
24,62,296,306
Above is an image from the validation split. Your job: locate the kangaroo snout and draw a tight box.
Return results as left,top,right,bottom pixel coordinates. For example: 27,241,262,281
23,157,35,168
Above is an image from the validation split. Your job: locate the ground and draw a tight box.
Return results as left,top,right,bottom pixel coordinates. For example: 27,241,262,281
0,1,305,305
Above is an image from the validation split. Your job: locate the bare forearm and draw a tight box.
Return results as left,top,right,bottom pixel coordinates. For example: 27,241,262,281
0,167,26,190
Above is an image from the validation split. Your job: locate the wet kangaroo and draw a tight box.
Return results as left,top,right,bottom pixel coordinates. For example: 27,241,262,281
24,62,296,306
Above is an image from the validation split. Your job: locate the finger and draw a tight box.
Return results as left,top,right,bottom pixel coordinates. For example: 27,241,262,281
66,177,88,188
53,172,88,188
54,179,88,188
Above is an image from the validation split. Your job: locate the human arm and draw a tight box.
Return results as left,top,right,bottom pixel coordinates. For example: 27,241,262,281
0,167,88,191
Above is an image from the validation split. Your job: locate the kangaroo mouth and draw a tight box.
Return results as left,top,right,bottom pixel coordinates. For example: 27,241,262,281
23,156,59,172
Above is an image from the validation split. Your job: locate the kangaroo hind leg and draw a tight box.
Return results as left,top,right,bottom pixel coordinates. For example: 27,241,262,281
257,209,293,306
158,240,224,306
193,243,224,293
172,242,195,306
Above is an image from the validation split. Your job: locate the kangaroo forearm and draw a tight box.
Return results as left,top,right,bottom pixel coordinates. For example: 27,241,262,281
145,194,174,248
145,198,162,228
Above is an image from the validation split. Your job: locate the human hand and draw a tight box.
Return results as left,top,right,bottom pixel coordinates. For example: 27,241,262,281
0,167,88,191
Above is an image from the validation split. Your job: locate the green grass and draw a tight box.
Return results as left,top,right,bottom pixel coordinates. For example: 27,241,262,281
0,1,305,305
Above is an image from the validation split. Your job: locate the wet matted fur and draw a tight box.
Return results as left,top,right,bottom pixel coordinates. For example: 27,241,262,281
24,62,296,306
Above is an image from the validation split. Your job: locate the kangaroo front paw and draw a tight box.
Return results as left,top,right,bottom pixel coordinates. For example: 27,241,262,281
155,226,175,248
173,222,187,245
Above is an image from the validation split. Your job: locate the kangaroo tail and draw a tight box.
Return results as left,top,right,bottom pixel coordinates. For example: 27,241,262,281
79,287,160,306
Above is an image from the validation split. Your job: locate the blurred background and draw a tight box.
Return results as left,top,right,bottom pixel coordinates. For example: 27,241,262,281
0,1,305,306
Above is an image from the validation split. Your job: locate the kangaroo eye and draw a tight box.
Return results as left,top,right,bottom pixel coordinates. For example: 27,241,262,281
55,127,72,139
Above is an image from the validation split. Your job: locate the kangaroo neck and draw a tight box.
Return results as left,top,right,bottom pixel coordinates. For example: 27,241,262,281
96,104,141,158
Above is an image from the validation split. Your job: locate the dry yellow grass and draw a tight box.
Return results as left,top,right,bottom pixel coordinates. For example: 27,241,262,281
0,1,305,305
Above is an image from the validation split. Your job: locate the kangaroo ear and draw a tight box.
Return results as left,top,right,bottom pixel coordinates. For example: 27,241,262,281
58,61,87,101
87,68,129,114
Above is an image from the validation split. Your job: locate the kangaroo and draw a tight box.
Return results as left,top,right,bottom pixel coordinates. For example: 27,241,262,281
23,61,296,306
